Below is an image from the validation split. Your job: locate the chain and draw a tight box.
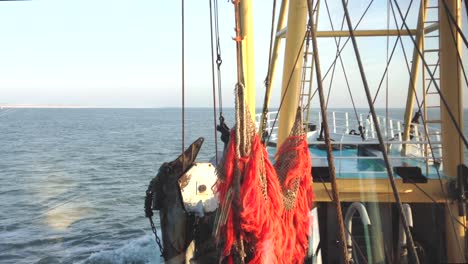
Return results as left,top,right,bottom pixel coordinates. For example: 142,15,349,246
145,189,164,258
149,216,164,258
192,216,200,242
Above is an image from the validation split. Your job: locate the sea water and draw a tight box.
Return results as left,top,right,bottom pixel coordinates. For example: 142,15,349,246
0,108,467,264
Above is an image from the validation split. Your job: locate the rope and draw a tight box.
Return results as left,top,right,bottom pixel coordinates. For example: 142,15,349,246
385,0,390,143
323,0,362,137
440,0,468,49
265,32,307,146
320,0,375,83
371,0,413,107
340,1,420,263
181,0,186,155
232,1,246,260
387,0,468,245
391,0,468,150
323,0,347,109
259,0,277,143
391,0,467,259
362,0,414,130
307,1,349,263
308,0,374,107
466,0,468,23
440,0,468,94
209,0,219,164
214,0,224,116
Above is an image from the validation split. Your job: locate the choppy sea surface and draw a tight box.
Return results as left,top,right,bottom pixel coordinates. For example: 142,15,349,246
0,108,466,264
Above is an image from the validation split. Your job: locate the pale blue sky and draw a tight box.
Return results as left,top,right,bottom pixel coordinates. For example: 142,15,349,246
0,0,466,108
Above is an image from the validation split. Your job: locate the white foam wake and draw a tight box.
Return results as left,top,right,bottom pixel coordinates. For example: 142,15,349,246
84,234,162,264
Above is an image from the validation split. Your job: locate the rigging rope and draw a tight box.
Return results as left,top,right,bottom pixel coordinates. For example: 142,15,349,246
181,0,186,155
319,0,375,83
371,0,413,107
308,0,374,134
385,0,390,144
390,1,468,259
387,0,468,233
362,0,414,132
440,0,468,93
323,0,347,109
323,0,363,139
340,0,421,263
214,0,224,116
307,1,349,263
391,0,468,150
440,0,468,49
259,0,277,143
209,0,219,163
265,32,307,146
466,0,468,23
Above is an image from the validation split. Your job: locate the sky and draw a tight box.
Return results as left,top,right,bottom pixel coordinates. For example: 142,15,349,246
0,0,466,108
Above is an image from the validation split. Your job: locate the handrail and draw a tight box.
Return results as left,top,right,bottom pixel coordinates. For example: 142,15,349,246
258,110,443,163
255,110,442,140
398,204,414,263
344,202,373,263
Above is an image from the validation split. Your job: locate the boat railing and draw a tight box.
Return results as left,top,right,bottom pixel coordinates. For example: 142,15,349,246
256,110,443,163
257,110,439,138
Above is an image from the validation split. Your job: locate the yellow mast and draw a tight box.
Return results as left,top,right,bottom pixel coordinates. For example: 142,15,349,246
240,0,256,121
439,0,466,262
264,0,289,109
277,0,307,148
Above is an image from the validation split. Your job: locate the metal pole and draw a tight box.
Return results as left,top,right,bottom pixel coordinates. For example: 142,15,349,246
439,0,466,262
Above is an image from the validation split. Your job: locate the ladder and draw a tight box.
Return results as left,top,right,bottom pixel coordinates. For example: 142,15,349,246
421,0,442,167
300,0,320,131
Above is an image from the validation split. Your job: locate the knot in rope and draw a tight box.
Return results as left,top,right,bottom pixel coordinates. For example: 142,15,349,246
216,55,222,68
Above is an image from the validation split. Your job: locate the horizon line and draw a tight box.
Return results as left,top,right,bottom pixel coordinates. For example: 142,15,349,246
1,104,459,110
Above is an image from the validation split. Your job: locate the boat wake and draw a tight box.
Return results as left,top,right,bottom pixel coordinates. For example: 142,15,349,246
82,234,162,264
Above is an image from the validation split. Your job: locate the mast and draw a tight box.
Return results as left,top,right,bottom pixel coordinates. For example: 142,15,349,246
264,0,289,109
277,0,307,148
240,0,256,121
438,0,466,261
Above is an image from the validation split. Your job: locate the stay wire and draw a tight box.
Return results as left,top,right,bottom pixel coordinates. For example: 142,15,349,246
440,0,468,95
309,0,374,104
375,0,431,112
404,176,468,230
371,0,413,108
389,0,467,231
181,0,185,154
418,58,440,109
340,1,420,263
318,177,370,264
214,0,224,116
466,0,468,22
259,0,277,142
391,0,467,259
323,0,361,130
390,0,467,257
311,0,374,109
440,0,468,50
323,0,346,109
391,0,468,150
308,1,349,263
209,0,219,164
365,0,414,125
319,0,375,84
265,32,307,146
385,0,390,144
